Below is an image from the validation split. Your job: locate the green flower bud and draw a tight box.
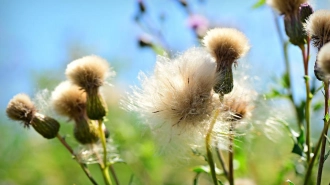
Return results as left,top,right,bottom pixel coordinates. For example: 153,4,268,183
31,113,60,139
213,65,233,95
74,118,99,144
86,89,107,120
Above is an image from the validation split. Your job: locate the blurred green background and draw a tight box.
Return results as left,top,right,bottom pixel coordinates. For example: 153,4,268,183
1,0,330,184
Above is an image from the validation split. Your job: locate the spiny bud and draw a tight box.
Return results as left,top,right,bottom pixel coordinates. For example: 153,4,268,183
74,119,99,144
66,55,112,120
268,0,311,46
203,28,250,95
316,43,330,78
6,94,60,139
284,3,313,46
300,3,313,23
31,113,60,139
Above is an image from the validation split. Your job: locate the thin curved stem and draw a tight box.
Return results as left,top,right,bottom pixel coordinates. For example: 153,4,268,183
205,109,220,185
228,124,234,185
317,81,330,185
56,134,98,185
273,12,302,128
299,44,312,163
110,165,120,185
215,146,229,180
303,120,326,185
97,120,112,185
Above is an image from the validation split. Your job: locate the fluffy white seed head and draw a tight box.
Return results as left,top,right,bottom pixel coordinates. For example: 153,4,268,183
317,43,330,77
65,55,112,92
267,0,307,15
125,47,229,155
51,81,87,119
203,28,250,65
305,10,330,49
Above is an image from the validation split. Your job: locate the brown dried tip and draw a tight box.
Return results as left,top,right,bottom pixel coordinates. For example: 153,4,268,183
305,10,330,49
203,28,250,65
65,55,110,92
221,85,255,122
317,43,330,77
51,81,86,119
6,94,36,127
268,0,307,15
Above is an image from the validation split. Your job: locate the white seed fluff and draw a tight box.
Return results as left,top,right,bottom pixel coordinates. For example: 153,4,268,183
125,47,229,155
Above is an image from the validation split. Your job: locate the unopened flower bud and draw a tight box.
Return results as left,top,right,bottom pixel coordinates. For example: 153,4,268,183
138,0,145,13
31,113,60,139
299,3,313,23
74,118,99,144
138,36,153,48
284,14,306,46
86,89,107,120
284,3,313,46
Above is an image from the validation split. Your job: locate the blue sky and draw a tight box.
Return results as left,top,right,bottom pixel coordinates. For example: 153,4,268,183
1,0,330,118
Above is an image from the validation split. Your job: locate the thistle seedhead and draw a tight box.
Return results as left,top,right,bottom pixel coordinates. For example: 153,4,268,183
305,10,330,50
6,94,60,139
66,55,112,120
6,94,36,127
65,55,111,92
203,28,250,95
51,81,86,120
317,43,330,78
267,0,307,15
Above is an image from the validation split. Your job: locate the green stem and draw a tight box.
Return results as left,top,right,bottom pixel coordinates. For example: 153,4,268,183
193,173,201,185
110,165,120,185
215,146,229,180
205,109,220,185
316,81,330,185
300,44,312,163
273,12,302,128
228,124,234,185
303,120,327,185
98,120,112,185
56,134,98,185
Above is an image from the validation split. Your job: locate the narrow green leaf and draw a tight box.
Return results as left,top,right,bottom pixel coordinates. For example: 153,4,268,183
280,72,290,88
326,135,330,144
218,180,224,185
292,143,304,156
252,0,266,9
324,149,330,162
192,166,210,173
313,101,323,111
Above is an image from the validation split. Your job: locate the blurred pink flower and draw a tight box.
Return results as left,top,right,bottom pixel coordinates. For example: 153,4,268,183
186,14,209,35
